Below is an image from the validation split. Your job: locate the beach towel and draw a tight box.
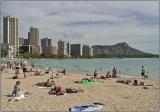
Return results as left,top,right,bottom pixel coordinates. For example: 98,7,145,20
13,94,26,100
81,80,104,85
69,103,104,112
8,94,26,102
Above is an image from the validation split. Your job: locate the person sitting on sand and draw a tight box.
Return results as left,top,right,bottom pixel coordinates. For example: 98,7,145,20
48,86,83,95
12,81,22,97
36,76,55,87
94,70,98,79
132,80,138,86
34,69,44,76
94,71,104,79
8,81,31,102
12,81,31,96
106,71,112,78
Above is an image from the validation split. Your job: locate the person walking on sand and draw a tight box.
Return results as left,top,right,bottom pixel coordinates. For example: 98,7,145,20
22,61,27,78
141,66,145,79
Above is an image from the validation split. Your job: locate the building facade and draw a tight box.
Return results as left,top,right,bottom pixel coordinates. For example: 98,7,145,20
89,47,93,57
24,39,29,45
41,37,51,48
19,37,24,46
71,44,82,57
41,37,52,56
52,46,58,55
82,45,93,57
28,27,39,54
3,16,19,58
58,40,71,57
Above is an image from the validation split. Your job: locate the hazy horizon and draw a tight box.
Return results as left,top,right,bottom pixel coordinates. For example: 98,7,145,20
1,1,159,54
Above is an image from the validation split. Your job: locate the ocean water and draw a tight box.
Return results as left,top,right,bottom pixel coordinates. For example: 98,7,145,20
27,58,159,79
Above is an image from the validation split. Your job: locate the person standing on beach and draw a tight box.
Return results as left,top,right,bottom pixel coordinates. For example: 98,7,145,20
141,66,145,79
15,63,20,78
112,67,117,78
61,69,66,75
22,61,27,78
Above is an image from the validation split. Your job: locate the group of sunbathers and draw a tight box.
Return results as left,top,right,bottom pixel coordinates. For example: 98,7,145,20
93,68,117,79
116,79,149,86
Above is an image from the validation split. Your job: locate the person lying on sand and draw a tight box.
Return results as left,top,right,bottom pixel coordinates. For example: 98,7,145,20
48,86,84,95
116,79,132,85
75,78,95,83
36,76,55,87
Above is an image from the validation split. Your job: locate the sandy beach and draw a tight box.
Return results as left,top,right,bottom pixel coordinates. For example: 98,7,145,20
1,68,159,111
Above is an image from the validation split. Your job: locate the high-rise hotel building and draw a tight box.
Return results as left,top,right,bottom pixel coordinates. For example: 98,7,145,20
3,16,19,58
28,27,40,53
58,40,71,57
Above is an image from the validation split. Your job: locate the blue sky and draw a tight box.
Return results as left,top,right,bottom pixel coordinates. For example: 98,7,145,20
1,1,159,54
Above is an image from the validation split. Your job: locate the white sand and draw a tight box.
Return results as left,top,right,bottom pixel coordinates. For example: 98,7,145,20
1,68,159,111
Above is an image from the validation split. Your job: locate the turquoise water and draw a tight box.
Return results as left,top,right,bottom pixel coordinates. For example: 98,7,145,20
27,58,159,79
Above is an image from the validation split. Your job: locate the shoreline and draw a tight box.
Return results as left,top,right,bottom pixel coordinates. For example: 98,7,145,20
1,59,158,81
